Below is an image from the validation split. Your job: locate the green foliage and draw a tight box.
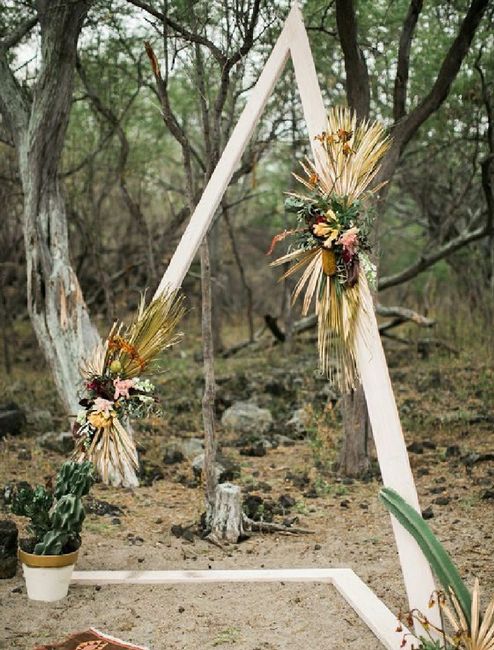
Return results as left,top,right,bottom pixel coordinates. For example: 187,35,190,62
12,461,95,555
379,487,472,626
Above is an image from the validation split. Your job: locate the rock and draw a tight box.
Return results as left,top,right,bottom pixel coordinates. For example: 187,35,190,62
422,506,434,519
407,441,424,454
17,448,31,461
264,379,289,397
422,440,437,450
174,438,204,459
221,402,272,436
243,494,264,519
278,494,295,509
286,407,311,437
304,486,319,499
38,431,74,455
86,498,123,517
171,524,194,543
163,447,185,465
434,496,451,506
445,445,460,458
429,486,445,494
340,500,350,508
482,489,494,500
0,403,26,438
314,544,322,550
417,467,430,477
0,520,18,579
192,453,240,483
286,471,310,489
26,409,53,433
239,444,266,457
272,434,295,447
140,462,164,486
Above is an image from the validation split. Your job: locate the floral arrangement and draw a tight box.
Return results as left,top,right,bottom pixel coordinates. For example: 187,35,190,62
270,107,390,391
73,291,185,487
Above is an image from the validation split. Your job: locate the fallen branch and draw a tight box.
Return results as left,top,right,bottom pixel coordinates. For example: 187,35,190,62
242,515,313,536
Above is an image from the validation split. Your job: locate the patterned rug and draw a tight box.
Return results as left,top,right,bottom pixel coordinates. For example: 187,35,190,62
34,628,150,650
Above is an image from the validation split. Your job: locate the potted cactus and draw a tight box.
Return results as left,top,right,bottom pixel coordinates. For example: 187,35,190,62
11,460,95,602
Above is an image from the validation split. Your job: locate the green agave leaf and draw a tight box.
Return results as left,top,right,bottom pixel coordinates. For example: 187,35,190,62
379,487,472,626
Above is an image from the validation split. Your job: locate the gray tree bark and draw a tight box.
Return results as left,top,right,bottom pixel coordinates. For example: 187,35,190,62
0,2,99,414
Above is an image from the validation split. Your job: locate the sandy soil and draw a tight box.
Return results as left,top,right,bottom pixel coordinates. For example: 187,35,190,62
0,342,493,650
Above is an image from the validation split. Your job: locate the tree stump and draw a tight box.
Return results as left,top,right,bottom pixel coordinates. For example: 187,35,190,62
209,483,244,544
0,519,18,579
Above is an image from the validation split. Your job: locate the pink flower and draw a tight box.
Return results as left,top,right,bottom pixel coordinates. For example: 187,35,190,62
93,397,114,417
338,227,359,258
113,378,135,400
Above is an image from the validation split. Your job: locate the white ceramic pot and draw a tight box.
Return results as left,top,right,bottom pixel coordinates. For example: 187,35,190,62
18,547,79,602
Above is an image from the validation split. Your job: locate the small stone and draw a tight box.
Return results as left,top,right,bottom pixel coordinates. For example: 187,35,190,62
304,487,319,499
417,468,430,477
445,445,460,458
286,407,311,437
482,490,494,500
0,519,18,579
171,525,194,543
429,486,446,494
407,441,424,454
314,544,322,551
422,506,434,520
434,496,451,506
11,586,22,594
239,444,266,457
222,402,273,435
278,494,295,509
86,498,123,517
38,431,74,455
340,500,350,509
17,449,31,461
163,447,185,465
26,409,53,432
0,403,26,438
178,606,185,613
111,518,121,525
359,502,369,510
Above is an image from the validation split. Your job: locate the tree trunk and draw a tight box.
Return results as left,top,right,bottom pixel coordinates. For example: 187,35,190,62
338,385,371,477
200,240,218,522
0,2,99,414
20,153,98,413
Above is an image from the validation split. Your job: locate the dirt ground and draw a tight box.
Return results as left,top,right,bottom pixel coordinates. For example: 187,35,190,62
0,332,493,650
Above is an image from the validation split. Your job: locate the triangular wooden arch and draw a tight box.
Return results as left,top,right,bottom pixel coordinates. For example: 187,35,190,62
153,1,439,635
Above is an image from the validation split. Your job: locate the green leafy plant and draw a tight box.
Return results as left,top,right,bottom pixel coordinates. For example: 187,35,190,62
12,461,95,555
379,487,472,627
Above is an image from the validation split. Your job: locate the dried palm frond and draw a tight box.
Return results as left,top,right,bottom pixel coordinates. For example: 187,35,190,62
103,290,185,378
73,414,139,487
439,581,494,650
271,106,389,390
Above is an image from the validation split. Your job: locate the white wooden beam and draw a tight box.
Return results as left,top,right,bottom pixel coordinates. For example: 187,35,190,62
72,568,415,650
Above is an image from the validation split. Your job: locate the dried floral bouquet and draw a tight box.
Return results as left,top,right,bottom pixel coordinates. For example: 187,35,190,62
270,107,390,391
73,291,185,487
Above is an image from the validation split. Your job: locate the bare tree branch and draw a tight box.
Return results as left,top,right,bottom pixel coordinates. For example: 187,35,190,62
126,0,226,64
393,0,423,122
0,14,38,51
378,219,490,291
335,0,370,119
